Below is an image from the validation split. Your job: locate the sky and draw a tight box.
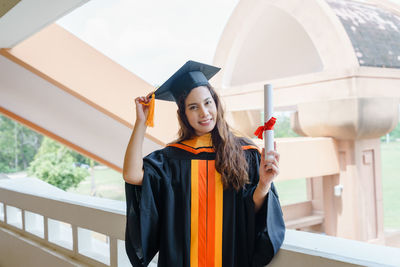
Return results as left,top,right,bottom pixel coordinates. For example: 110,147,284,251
57,0,239,86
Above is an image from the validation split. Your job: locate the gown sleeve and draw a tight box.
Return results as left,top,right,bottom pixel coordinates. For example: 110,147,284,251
125,150,165,267
243,148,286,266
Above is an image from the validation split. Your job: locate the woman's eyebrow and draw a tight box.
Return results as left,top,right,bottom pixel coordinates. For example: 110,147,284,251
187,97,212,106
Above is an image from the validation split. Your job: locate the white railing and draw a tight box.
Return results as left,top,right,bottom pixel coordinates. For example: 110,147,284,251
270,230,400,267
1,176,400,267
0,176,131,267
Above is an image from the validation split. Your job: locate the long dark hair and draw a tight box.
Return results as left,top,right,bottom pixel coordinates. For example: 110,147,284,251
174,85,250,191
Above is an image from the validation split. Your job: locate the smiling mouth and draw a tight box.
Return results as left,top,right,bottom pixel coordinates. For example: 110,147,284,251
199,118,212,125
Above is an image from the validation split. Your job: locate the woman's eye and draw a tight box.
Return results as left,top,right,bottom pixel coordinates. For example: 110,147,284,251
189,106,197,110
205,100,212,105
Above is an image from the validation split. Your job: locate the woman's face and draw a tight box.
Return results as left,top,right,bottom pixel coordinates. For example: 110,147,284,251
184,86,217,136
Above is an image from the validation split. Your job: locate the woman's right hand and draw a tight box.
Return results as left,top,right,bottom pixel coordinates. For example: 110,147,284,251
134,92,153,123
125,92,153,185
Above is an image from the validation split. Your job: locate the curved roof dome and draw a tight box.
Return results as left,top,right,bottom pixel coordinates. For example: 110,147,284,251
213,0,400,91
326,0,400,69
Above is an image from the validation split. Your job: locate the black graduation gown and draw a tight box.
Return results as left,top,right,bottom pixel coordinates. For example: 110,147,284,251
125,137,285,267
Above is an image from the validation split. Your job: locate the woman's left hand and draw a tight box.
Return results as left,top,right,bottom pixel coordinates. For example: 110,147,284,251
258,141,280,193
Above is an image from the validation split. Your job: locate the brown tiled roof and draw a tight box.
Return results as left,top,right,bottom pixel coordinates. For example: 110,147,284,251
326,0,400,68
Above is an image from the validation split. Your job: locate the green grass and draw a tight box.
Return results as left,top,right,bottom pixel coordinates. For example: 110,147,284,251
69,166,308,206
274,178,307,205
67,167,126,201
70,142,400,229
381,142,400,229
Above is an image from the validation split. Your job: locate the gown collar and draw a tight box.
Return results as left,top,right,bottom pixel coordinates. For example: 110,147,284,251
180,133,213,148
167,133,259,154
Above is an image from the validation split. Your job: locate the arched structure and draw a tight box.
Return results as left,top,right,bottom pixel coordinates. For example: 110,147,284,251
213,0,400,243
214,0,400,130
215,3,324,87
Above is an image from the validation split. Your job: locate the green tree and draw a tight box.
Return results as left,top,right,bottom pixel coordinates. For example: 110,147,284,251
274,113,300,138
389,121,400,140
27,137,89,190
70,150,99,167
0,115,43,172
380,120,400,142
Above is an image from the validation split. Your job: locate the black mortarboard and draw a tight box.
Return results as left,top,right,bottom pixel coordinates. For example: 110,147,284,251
142,60,220,127
154,60,221,103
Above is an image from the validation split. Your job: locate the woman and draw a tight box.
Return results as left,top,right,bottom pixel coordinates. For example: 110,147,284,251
123,61,285,267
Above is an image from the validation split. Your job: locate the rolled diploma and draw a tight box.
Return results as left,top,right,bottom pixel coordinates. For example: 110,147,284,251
264,84,274,160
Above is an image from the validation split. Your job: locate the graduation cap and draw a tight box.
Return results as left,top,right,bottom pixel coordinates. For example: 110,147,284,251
142,60,221,127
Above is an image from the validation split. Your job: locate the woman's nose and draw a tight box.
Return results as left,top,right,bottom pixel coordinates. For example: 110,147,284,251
199,106,208,117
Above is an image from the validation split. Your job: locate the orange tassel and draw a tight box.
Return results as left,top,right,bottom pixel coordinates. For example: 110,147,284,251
139,93,155,127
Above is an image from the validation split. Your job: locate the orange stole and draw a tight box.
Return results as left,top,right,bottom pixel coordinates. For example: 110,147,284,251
190,160,223,267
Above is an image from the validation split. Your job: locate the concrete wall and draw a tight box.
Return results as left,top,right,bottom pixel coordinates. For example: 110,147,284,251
0,227,84,267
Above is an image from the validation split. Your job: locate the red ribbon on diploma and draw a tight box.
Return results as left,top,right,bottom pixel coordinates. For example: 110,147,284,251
254,117,277,140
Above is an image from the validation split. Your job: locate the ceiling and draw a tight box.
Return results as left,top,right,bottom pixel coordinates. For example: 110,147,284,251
0,0,88,47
